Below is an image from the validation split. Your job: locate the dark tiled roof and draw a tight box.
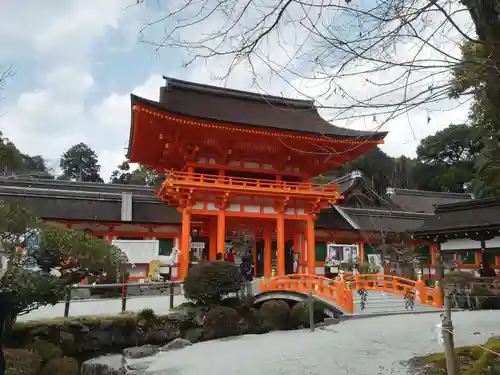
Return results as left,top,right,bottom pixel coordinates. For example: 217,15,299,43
132,77,388,140
414,197,500,235
386,188,473,213
333,171,393,208
316,208,356,231
0,177,156,195
0,179,180,224
336,207,431,232
318,172,431,233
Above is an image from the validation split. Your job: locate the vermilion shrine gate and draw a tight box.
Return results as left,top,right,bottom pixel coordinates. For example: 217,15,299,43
127,77,387,280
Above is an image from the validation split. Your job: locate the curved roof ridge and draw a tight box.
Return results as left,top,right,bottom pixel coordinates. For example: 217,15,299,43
435,196,500,213
131,93,387,139
163,76,315,109
387,187,473,199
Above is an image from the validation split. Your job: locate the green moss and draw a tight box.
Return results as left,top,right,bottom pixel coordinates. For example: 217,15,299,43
10,312,173,340
411,338,500,375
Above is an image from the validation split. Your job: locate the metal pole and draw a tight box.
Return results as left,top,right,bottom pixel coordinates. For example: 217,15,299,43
308,290,315,332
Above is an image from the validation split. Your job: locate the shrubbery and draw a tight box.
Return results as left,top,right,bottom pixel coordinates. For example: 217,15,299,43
202,306,241,340
27,339,62,361
40,357,79,375
289,301,324,328
259,300,291,330
183,261,242,305
5,348,43,375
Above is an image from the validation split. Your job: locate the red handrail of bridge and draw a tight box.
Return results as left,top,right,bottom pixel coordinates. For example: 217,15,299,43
260,273,443,313
259,273,355,313
345,274,443,308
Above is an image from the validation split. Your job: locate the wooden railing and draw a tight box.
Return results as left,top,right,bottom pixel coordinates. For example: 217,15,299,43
162,171,340,197
61,281,184,317
345,274,443,308
260,273,443,313
259,274,354,313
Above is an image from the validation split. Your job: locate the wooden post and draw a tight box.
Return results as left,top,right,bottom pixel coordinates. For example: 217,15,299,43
308,290,315,332
121,283,128,313
436,243,457,375
306,216,316,275
64,289,71,317
442,289,457,375
276,212,285,276
169,281,175,309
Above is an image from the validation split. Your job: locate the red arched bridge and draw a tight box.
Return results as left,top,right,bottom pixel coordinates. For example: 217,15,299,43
257,274,443,315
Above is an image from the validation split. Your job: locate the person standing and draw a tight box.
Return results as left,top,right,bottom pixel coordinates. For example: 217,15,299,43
225,248,235,263
0,291,12,375
239,256,254,298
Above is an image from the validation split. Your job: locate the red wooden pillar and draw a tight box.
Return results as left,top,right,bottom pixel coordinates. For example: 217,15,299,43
306,215,316,275
276,212,285,276
180,208,191,280
264,226,272,277
208,217,217,261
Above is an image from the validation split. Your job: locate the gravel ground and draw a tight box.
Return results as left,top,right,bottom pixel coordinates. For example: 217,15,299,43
132,310,499,375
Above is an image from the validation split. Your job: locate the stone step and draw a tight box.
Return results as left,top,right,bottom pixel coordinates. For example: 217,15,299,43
352,290,437,315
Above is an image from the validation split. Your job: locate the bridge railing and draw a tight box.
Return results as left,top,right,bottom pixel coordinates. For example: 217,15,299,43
259,274,354,313
260,274,443,312
345,274,443,308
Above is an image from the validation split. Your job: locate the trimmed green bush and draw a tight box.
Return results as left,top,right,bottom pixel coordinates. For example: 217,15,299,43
290,302,309,328
202,306,241,340
40,357,79,375
5,349,43,375
259,300,290,330
244,307,265,334
183,261,242,304
26,339,62,361
137,308,156,321
289,301,324,328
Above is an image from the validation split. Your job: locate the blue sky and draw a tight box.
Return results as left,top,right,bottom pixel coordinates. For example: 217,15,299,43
0,0,471,180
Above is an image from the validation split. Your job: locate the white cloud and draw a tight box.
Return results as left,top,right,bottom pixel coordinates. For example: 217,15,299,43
0,0,150,180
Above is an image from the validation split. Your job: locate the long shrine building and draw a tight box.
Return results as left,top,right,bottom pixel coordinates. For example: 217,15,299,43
0,77,489,281
127,77,387,279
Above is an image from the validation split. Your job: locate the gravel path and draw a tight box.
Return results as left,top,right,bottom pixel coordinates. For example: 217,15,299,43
17,295,189,321
136,310,499,375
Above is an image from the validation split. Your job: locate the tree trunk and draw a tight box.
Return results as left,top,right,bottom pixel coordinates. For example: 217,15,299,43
462,0,500,126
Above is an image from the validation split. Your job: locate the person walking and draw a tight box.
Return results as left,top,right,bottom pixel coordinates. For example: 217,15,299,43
239,255,254,298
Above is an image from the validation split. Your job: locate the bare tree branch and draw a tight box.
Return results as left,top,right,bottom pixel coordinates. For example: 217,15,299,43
133,0,499,160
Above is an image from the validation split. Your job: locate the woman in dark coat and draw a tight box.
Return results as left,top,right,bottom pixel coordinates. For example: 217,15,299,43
0,291,12,375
